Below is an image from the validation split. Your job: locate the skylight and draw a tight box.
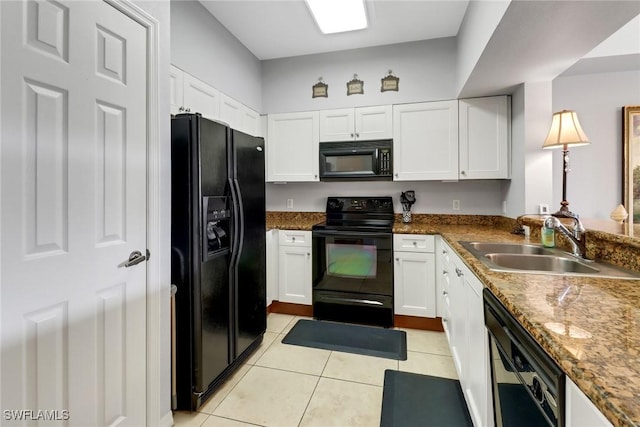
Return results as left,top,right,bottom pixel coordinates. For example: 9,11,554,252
305,0,368,35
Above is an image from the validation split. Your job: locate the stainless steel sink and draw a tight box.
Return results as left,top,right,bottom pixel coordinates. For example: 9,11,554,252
464,242,555,256
484,253,600,274
459,241,640,280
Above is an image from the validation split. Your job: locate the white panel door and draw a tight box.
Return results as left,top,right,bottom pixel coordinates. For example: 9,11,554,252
1,1,147,425
393,101,459,181
267,111,319,182
242,106,261,137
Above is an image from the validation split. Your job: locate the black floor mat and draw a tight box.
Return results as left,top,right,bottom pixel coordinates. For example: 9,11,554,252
281,319,407,360
380,370,473,427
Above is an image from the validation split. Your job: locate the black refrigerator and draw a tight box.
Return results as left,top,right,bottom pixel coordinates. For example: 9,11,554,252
171,113,266,410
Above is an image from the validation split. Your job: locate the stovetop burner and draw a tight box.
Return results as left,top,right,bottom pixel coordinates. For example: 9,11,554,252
312,197,395,232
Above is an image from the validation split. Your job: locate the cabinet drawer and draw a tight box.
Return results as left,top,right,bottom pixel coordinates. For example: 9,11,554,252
278,230,311,246
394,234,435,252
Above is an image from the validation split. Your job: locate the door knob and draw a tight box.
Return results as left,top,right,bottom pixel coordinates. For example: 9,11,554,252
119,250,148,268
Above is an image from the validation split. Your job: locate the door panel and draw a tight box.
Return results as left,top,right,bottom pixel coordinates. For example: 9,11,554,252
1,1,147,425
233,130,266,357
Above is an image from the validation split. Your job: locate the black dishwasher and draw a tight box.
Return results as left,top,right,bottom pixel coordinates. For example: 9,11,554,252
483,289,565,427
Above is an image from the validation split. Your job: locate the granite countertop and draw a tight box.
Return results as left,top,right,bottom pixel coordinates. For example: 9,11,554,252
266,211,640,426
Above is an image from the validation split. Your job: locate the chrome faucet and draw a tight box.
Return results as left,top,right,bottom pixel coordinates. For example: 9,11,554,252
543,214,587,258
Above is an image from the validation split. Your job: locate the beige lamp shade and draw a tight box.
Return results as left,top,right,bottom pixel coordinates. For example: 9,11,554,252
542,110,590,149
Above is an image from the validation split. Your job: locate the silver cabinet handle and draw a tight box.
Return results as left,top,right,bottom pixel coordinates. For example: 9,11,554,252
314,174,318,179
119,250,147,268
442,270,448,275
442,291,448,296
442,249,447,255
185,108,191,113
455,267,463,277
178,106,185,112
442,317,448,323
291,236,296,242
412,241,417,246
395,258,399,261
395,173,398,177
461,170,466,175
355,132,360,138
307,253,310,256
350,133,354,138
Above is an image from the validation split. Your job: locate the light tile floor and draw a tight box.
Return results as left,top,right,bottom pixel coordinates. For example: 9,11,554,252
173,313,457,427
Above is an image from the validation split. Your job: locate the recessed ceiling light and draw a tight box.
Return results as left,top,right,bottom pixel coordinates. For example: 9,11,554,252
305,0,368,35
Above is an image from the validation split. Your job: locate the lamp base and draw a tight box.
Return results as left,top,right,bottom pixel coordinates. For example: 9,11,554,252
553,201,577,218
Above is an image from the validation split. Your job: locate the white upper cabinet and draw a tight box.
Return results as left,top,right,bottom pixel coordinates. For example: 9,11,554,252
242,107,262,137
182,73,220,120
267,111,320,182
319,105,392,142
219,93,243,130
393,101,459,181
459,96,510,179
169,65,184,116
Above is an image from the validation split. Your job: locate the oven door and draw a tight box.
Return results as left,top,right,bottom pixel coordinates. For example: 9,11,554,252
312,229,393,326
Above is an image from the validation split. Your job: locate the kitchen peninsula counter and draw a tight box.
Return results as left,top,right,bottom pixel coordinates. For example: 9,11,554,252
267,211,640,426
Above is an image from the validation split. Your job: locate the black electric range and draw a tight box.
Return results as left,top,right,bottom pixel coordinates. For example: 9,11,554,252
311,197,395,327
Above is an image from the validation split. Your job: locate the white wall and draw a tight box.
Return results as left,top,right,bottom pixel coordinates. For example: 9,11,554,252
267,180,504,215
170,0,262,111
261,38,457,114
456,0,511,96
552,69,640,219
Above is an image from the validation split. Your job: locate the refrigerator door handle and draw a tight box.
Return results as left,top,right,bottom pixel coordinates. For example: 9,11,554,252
228,178,240,258
233,178,245,262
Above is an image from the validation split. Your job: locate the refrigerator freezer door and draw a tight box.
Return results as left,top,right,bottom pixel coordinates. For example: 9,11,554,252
231,130,267,357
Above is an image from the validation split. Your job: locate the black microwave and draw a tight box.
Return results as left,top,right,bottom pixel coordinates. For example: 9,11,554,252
319,140,393,181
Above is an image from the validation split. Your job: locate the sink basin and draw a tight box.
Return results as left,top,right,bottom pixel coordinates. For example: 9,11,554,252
484,253,600,274
458,241,640,280
464,242,555,255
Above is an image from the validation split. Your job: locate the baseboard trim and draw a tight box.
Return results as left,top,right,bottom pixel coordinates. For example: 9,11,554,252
267,302,444,332
159,410,174,427
268,301,313,317
393,315,445,332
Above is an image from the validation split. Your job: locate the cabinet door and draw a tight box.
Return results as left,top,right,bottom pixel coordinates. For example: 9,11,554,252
319,108,355,142
393,101,459,181
356,105,392,140
394,251,436,317
169,65,184,115
449,261,467,380
566,378,613,427
183,73,220,120
219,93,243,130
459,96,510,179
242,106,262,137
267,112,320,182
464,273,491,427
278,245,312,305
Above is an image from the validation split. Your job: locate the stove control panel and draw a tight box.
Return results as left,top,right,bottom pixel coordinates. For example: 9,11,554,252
326,197,393,213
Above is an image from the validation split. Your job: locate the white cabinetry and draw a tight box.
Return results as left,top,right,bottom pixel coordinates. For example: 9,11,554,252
393,101,459,181
242,107,262,137
278,230,312,305
319,105,392,142
565,378,612,427
440,239,491,427
219,93,243,130
266,230,278,306
459,96,510,179
170,65,221,120
267,112,320,182
393,97,510,181
393,234,436,318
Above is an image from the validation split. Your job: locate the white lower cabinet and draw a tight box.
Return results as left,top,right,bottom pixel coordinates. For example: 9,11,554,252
565,378,612,427
277,230,312,305
439,238,491,427
393,234,436,317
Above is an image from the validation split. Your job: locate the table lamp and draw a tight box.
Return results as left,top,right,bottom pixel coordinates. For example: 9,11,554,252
542,110,590,217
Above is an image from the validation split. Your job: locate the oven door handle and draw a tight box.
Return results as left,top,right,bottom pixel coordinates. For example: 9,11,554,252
312,230,391,239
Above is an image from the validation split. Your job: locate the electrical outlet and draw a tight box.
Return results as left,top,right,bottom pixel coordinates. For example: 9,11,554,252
539,204,549,215
453,200,460,211
286,199,293,209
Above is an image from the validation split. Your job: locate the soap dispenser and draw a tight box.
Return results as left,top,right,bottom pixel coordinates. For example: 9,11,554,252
541,219,555,248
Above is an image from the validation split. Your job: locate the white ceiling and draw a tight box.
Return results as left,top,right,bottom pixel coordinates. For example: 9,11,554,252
198,0,470,60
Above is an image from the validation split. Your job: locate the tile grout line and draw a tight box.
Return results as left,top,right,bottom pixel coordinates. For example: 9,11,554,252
297,350,333,427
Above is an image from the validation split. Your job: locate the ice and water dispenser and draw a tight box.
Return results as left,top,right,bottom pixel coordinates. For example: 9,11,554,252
202,196,230,260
